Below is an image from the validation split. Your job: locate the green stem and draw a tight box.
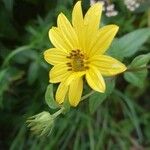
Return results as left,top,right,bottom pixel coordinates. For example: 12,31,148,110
52,107,65,118
126,65,150,72
2,45,32,68
81,90,95,101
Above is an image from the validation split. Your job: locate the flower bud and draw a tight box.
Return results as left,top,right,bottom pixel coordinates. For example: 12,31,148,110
27,111,54,136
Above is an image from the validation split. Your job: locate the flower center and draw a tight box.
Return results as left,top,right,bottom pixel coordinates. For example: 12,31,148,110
66,50,89,72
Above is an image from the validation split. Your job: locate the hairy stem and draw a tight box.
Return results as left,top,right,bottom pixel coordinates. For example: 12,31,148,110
52,107,65,118
81,90,95,101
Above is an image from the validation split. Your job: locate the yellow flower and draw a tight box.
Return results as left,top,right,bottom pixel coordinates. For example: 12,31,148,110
44,1,127,107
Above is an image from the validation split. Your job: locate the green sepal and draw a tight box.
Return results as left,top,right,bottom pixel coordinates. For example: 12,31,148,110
45,84,60,109
124,53,150,88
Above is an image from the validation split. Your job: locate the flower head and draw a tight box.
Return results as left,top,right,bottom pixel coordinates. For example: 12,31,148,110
44,1,126,107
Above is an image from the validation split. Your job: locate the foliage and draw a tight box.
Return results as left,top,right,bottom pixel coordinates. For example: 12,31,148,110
0,0,150,149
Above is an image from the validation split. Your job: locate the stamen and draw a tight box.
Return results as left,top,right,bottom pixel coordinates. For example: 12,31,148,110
72,50,76,53
85,66,89,70
66,62,71,65
66,56,71,59
68,68,72,71
85,61,90,64
66,62,72,67
66,50,89,72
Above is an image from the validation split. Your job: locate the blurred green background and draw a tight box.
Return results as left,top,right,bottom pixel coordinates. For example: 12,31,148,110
0,0,150,149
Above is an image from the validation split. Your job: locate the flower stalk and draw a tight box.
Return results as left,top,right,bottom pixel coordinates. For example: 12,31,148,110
81,90,95,101
52,107,65,118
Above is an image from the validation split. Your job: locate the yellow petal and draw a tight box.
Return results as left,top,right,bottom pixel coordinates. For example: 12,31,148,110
88,25,119,56
55,72,84,105
83,3,103,52
84,2,102,31
90,55,127,76
86,66,105,93
72,1,83,31
49,27,71,52
72,1,84,51
56,81,69,104
57,13,79,50
69,77,83,107
65,71,85,86
44,48,69,65
49,64,72,83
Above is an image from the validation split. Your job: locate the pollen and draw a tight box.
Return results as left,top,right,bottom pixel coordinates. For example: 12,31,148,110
66,50,89,72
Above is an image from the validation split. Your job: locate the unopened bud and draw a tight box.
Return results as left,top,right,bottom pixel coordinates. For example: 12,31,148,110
27,111,54,136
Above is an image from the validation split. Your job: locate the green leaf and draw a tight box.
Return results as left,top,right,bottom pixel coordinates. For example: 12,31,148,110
27,62,39,85
108,28,150,59
124,71,147,88
115,90,143,141
89,79,115,114
2,0,14,13
128,53,150,67
0,69,7,84
124,53,150,88
62,97,70,114
45,84,59,109
10,126,26,150
0,67,24,108
2,45,32,67
0,69,8,107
